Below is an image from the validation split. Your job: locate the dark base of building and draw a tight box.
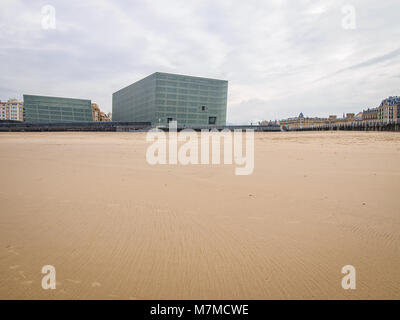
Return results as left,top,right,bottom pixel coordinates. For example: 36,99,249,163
0,121,151,132
0,122,281,132
284,121,400,132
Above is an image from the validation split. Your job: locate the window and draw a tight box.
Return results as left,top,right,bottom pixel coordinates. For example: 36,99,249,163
201,105,207,111
208,116,216,125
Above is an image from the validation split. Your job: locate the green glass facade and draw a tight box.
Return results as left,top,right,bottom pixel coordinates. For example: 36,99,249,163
112,72,228,126
23,94,92,123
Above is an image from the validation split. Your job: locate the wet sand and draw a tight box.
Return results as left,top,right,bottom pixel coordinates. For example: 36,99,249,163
0,131,399,299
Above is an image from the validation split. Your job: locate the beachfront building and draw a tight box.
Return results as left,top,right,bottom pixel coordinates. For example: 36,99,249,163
355,112,363,121
333,113,356,126
362,108,378,121
0,99,24,121
23,94,92,123
112,72,228,126
377,96,400,122
92,103,111,122
99,111,111,121
266,95,400,129
92,103,100,121
279,112,357,129
279,113,328,129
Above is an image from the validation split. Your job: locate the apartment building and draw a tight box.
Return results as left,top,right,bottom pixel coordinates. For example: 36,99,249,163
0,99,24,121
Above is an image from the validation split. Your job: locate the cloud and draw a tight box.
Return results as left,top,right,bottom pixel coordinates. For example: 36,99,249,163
314,48,400,82
0,0,399,123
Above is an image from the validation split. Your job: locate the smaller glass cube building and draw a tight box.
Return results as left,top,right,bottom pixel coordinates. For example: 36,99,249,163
23,94,92,123
112,72,228,126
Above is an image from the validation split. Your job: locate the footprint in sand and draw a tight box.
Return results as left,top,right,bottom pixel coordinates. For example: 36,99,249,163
91,282,101,288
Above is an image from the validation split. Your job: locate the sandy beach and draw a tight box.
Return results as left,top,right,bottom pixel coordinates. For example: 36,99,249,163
0,131,399,299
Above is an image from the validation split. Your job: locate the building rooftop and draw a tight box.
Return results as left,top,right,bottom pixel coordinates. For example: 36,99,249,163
380,96,400,107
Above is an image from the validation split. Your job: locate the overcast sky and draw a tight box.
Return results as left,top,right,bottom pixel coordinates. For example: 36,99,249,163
1,0,399,123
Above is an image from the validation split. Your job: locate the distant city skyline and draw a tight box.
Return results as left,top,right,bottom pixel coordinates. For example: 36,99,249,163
1,0,399,124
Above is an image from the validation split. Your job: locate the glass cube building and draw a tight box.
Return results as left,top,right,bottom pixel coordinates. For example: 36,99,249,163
23,94,92,123
112,72,228,126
